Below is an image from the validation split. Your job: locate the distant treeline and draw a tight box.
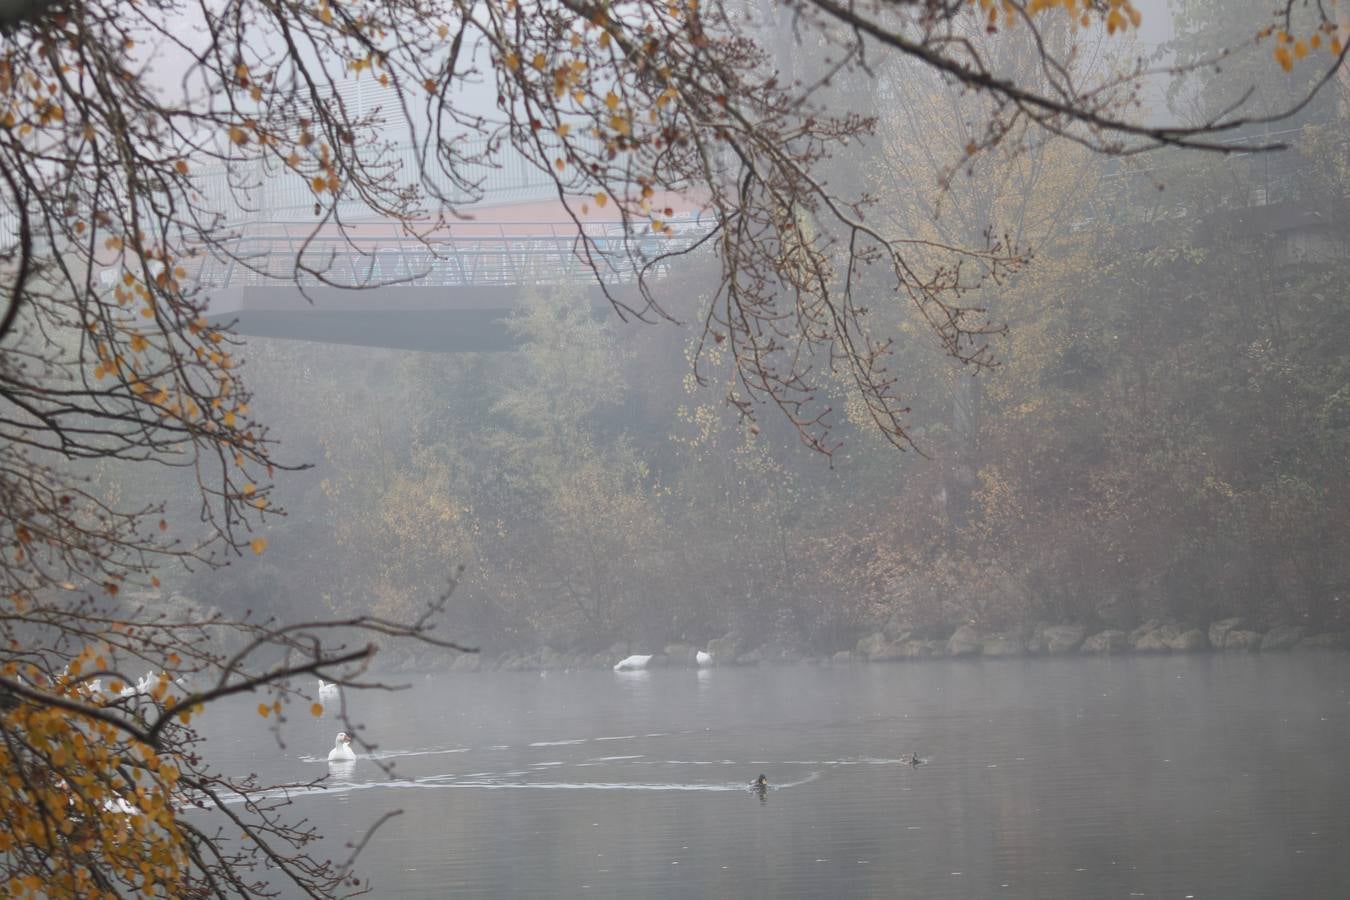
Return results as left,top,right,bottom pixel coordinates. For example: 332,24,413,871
121,2,1348,659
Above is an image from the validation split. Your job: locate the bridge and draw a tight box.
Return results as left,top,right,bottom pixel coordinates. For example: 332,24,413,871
193,195,709,352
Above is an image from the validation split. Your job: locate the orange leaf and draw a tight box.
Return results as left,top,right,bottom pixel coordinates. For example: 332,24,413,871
250,537,267,555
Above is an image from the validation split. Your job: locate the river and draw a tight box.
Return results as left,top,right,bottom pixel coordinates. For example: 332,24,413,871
196,653,1350,898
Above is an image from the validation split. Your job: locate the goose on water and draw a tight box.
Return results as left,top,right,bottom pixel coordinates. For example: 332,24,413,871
328,732,356,762
613,654,653,671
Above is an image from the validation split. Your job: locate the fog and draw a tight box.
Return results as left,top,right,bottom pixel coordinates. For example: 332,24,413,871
139,2,1349,667
61,0,1350,895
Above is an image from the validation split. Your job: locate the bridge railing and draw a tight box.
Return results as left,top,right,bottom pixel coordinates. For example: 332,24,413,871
184,217,712,292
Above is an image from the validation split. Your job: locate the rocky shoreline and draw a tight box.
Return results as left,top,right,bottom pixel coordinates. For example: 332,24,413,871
445,618,1348,673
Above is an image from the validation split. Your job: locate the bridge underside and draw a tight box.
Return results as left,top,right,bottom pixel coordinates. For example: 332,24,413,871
208,283,630,352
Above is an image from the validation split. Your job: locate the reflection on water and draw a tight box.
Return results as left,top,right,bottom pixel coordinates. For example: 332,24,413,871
195,654,1350,899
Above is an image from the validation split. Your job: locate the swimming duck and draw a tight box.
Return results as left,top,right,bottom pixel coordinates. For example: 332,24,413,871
751,773,768,789
904,753,925,767
328,732,356,762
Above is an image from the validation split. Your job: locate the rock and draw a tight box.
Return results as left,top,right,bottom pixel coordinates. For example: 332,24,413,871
947,625,982,657
663,643,701,667
1260,625,1305,651
1296,632,1349,650
923,639,948,657
708,631,745,663
981,634,1025,657
1026,623,1086,655
1166,629,1208,652
856,632,904,662
856,632,890,658
898,640,930,659
735,646,764,666
1025,624,1048,655
449,652,481,672
1223,630,1263,652
1128,619,1163,645
1132,625,1172,653
1208,617,1245,650
1081,630,1130,653
882,612,914,642
1043,624,1086,655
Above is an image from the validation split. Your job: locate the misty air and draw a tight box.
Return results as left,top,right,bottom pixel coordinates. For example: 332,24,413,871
1,0,1347,897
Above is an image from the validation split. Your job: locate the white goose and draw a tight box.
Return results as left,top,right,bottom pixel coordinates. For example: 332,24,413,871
328,732,356,762
317,679,340,700
613,654,653,671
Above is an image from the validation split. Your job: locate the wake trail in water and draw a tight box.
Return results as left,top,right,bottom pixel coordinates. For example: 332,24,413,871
216,767,825,805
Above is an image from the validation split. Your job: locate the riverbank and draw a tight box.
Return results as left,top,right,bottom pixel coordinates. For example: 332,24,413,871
441,618,1348,673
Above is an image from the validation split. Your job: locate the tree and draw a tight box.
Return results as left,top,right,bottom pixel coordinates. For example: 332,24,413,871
2,0,1345,895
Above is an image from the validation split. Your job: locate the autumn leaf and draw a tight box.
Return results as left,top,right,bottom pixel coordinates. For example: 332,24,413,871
250,536,267,555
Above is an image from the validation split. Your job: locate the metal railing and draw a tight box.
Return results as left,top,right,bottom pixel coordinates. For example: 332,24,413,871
184,217,712,292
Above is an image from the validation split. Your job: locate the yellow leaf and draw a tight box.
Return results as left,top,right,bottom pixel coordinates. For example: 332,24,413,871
605,91,619,110
228,125,249,145
1274,45,1293,71
250,537,267,555
242,483,256,496
594,192,608,207
311,703,324,717
257,703,269,718
531,53,546,71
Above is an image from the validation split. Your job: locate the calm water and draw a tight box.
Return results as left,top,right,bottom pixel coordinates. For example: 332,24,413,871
198,654,1350,898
